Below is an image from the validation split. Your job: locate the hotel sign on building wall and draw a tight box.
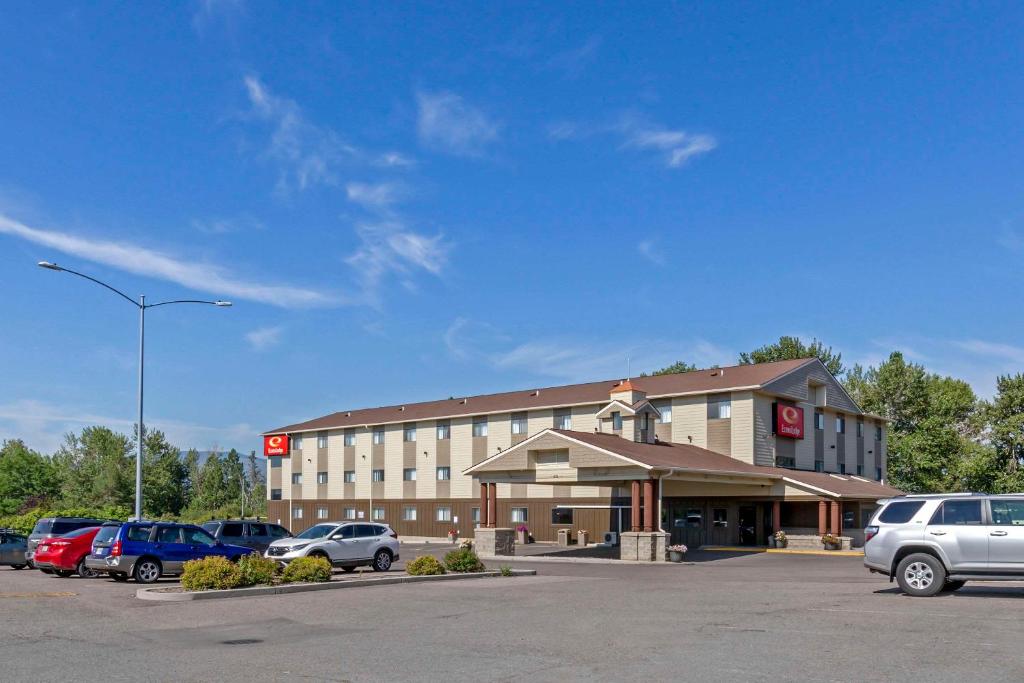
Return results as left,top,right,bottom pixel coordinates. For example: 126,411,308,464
264,434,289,456
773,403,805,439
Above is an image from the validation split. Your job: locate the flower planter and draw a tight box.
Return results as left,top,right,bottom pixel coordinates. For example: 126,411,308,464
824,542,841,551
668,550,686,563
775,540,787,549
516,531,529,545
767,537,776,548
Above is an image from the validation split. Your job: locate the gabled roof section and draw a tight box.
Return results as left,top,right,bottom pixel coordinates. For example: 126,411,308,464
760,358,863,415
777,470,903,499
265,358,818,435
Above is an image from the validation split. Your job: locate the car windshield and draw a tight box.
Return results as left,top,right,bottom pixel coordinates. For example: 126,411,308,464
295,524,336,540
61,527,98,539
93,526,119,544
31,520,52,535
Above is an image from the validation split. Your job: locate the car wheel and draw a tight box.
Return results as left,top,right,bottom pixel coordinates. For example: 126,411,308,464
133,558,162,584
341,566,356,573
372,549,392,572
54,569,74,578
941,580,966,592
39,568,53,575
896,553,946,597
111,573,129,582
10,564,26,570
77,558,99,579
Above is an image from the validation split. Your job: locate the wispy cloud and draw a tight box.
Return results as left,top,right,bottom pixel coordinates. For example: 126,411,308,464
245,325,284,351
193,0,243,34
345,182,407,211
953,339,1024,366
549,113,717,168
637,239,665,266
191,215,264,235
0,213,334,308
345,223,450,306
547,35,602,77
416,91,500,158
0,398,255,454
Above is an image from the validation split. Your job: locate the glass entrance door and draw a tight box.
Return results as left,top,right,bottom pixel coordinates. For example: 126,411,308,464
738,505,757,546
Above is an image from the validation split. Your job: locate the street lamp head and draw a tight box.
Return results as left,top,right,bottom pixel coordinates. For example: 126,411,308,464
214,300,233,307
38,261,62,271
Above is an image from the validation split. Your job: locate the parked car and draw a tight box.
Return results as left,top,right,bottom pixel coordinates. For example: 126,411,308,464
201,519,291,553
85,521,254,583
32,526,103,578
864,493,1024,596
265,521,399,572
27,517,107,568
0,529,28,569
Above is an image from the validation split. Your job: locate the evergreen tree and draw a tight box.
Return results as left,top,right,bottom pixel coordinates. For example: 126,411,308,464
141,429,186,517
196,451,228,511
53,427,134,509
183,448,201,508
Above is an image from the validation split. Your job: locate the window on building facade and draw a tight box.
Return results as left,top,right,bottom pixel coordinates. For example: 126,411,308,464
436,506,452,522
856,465,864,476
344,430,356,447
372,469,385,482
372,507,385,521
658,402,672,423
836,415,846,434
857,421,864,438
814,461,824,472
471,507,480,524
344,507,356,519
316,507,328,519
292,435,303,451
551,508,573,525
436,466,451,481
293,507,303,519
344,470,356,483
511,507,528,523
775,455,795,469
875,425,883,441
876,467,883,480
292,473,302,485
270,458,281,469
403,506,417,521
403,423,417,442
316,472,328,485
403,468,417,481
511,412,528,435
535,451,569,468
839,463,846,474
707,395,732,419
271,489,282,500
554,410,572,430
815,412,825,430
372,427,385,445
317,432,328,449
712,508,728,527
436,421,450,440
611,411,622,431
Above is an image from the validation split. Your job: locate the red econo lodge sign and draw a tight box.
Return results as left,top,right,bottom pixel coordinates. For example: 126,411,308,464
264,434,289,456
774,404,805,439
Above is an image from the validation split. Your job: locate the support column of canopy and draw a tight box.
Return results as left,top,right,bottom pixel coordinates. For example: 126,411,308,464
831,501,841,536
631,480,641,532
818,500,827,536
643,479,656,532
487,482,497,528
479,482,488,527
772,500,781,534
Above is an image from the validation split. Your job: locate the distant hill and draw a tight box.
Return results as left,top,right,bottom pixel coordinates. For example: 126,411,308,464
179,450,267,477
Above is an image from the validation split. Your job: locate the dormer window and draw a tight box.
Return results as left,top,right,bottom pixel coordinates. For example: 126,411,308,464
612,411,622,431
707,395,731,419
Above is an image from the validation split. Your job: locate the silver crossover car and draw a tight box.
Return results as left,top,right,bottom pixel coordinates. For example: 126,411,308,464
864,493,1024,596
265,521,399,572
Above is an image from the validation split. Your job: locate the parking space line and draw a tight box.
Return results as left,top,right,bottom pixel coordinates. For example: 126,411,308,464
0,591,77,598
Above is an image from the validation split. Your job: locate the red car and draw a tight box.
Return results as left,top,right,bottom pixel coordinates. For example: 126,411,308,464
33,526,102,578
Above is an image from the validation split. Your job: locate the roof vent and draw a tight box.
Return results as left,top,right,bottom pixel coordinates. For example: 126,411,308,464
399,406,405,411
460,398,467,405
345,412,351,417
530,390,539,397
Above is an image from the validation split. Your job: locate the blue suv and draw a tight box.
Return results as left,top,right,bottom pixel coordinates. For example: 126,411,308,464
85,521,253,583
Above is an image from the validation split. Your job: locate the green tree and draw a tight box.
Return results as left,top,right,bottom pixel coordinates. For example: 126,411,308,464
642,361,699,376
246,450,266,517
195,451,228,511
183,448,201,508
982,374,1024,491
0,440,60,513
53,427,134,509
222,449,244,511
141,429,186,517
739,336,844,376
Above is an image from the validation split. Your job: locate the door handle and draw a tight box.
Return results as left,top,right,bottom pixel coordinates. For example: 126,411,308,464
929,531,946,536
991,530,1009,537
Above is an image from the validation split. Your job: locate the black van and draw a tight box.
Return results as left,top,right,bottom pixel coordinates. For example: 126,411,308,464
200,520,291,553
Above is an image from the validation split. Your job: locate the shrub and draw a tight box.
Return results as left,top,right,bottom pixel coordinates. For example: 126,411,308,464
181,556,242,591
406,555,446,576
237,553,278,586
499,565,513,577
443,548,485,573
281,555,332,583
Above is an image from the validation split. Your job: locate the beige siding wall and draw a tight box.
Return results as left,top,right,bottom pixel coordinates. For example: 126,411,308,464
845,421,857,473
824,410,838,471
488,413,512,497
730,391,755,464
794,401,816,469
354,428,372,498
384,424,403,499
573,406,604,497
571,404,599,433
753,395,774,466
450,416,474,498
327,431,345,498
418,420,438,499
672,395,707,447
301,437,317,498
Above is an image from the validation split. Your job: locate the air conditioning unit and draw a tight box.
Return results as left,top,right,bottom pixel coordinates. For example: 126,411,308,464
603,531,619,546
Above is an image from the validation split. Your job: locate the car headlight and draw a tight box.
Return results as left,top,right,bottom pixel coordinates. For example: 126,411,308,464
286,543,309,552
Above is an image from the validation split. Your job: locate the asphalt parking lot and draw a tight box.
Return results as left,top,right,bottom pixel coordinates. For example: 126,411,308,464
2,547,1024,682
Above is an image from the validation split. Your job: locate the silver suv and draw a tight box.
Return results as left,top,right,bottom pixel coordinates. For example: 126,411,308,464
265,522,400,572
864,493,1024,596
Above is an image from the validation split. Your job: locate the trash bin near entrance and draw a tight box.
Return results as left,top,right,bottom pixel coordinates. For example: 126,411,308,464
557,529,571,547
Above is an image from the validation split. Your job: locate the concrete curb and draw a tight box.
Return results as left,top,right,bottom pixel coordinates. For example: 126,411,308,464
478,554,681,566
136,569,536,602
702,546,864,557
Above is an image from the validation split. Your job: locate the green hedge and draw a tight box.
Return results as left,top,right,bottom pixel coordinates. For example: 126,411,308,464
181,556,243,591
406,555,446,576
443,548,485,573
237,554,278,586
281,556,332,583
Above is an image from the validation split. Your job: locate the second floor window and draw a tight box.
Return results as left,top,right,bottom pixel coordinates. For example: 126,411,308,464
436,422,450,440
291,473,302,485
344,470,356,483
437,466,451,481
511,412,528,435
707,395,732,419
611,411,622,431
403,423,417,442
658,402,672,423
344,430,356,447
372,427,385,445
316,472,328,485
403,468,417,481
317,432,328,449
554,410,572,430
815,412,825,430
836,415,846,434
292,436,303,451
857,421,864,438
372,469,385,482
271,489,282,500
875,425,883,441
472,416,488,437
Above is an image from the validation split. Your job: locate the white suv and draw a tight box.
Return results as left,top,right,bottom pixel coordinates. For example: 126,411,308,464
265,522,400,572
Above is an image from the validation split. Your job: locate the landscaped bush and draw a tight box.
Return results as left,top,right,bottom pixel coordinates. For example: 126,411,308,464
281,555,332,583
406,555,446,576
237,553,278,586
181,555,243,591
443,548,486,573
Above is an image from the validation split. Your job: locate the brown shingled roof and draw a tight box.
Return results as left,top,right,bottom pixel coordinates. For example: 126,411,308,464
265,358,816,435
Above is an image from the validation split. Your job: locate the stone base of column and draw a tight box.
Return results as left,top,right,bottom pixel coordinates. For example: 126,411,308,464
619,531,670,562
474,527,516,557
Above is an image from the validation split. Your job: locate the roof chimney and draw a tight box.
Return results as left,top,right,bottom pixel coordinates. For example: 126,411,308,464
609,379,646,404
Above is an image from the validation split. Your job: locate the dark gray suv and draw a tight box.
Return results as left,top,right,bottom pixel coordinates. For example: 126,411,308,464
200,520,291,553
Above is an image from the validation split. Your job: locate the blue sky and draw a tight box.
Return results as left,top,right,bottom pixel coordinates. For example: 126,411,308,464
2,2,1023,454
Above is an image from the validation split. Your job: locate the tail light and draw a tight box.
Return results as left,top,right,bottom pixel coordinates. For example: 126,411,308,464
389,531,399,539
51,540,70,548
864,526,879,543
110,540,122,557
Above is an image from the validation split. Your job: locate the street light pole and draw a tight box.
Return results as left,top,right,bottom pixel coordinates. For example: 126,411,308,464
38,261,231,521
